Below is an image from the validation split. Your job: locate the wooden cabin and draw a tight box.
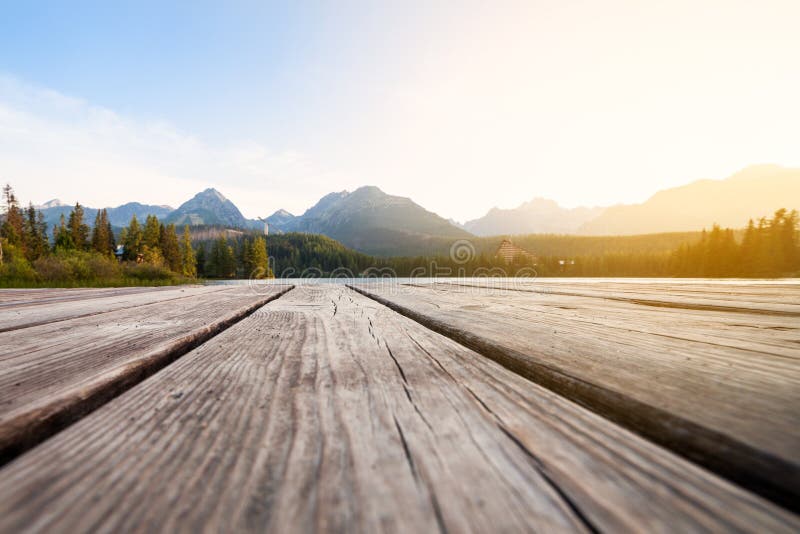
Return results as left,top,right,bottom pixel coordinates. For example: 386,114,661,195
495,239,536,264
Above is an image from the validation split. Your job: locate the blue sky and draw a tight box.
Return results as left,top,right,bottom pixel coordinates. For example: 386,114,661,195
1,1,799,220
2,2,345,142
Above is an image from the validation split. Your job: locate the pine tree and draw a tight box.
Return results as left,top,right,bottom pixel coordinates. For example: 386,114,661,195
67,203,90,250
160,223,181,272
180,225,197,278
54,213,75,250
123,215,143,261
223,241,236,277
241,239,253,274
739,219,757,275
777,209,798,273
208,236,236,278
195,241,206,277
91,209,115,255
250,236,271,278
1,184,25,251
143,215,161,250
24,203,48,261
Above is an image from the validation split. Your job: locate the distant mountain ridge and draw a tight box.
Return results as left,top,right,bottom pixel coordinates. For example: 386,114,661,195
32,164,800,254
578,165,800,235
39,201,174,230
464,198,605,236
35,185,470,256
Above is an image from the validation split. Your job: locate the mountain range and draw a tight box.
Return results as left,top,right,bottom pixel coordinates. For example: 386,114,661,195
265,186,470,256
35,165,800,255
464,199,605,236
37,201,174,230
576,165,800,235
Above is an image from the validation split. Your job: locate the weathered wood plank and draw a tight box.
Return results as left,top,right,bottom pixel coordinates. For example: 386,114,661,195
351,281,800,508
0,286,165,304
442,279,800,315
0,285,229,332
0,285,292,463
0,285,795,532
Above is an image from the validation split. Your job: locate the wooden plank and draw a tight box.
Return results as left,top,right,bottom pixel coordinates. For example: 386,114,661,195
0,285,229,333
0,285,292,463
441,279,800,316
351,281,800,509
0,286,164,304
433,281,800,358
0,285,795,532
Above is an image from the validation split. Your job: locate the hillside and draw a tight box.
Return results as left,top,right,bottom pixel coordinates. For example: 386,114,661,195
579,165,800,235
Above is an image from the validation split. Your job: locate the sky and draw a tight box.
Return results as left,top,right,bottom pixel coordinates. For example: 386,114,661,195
1,0,798,222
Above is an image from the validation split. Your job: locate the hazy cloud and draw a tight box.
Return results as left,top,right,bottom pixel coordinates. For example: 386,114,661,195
0,75,340,217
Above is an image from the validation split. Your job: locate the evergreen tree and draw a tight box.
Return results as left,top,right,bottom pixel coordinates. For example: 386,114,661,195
24,203,49,261
1,184,25,251
143,215,161,250
739,219,757,275
123,215,143,260
250,236,271,278
753,217,771,275
91,209,115,255
160,223,182,272
241,239,253,275
194,241,206,277
180,225,197,278
776,209,798,273
67,203,90,250
208,236,236,278
54,213,75,250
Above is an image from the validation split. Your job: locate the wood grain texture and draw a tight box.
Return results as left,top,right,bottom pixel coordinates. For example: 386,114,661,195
351,280,800,509
0,285,228,333
0,286,170,304
0,285,292,463
446,279,800,316
0,285,795,533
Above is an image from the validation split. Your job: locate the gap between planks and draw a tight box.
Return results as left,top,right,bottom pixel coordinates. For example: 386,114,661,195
0,285,796,532
348,283,800,512
0,285,294,467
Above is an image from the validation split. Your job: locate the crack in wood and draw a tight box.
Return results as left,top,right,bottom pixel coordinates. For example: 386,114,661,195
349,283,800,512
0,285,295,467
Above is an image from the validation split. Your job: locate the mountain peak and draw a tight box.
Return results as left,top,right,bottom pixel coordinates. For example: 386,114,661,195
36,199,66,209
198,187,228,201
165,187,248,228
351,185,385,196
267,186,470,255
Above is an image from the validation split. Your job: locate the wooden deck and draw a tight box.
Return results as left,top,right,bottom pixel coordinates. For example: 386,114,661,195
0,280,798,532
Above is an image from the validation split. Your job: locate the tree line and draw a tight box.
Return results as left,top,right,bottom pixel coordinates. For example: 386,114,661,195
0,185,198,286
193,231,271,279
391,209,797,278
670,209,799,277
2,182,797,284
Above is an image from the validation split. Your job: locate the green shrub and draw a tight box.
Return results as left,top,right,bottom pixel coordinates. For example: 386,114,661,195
0,255,37,281
33,255,75,282
122,261,175,281
87,254,122,279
